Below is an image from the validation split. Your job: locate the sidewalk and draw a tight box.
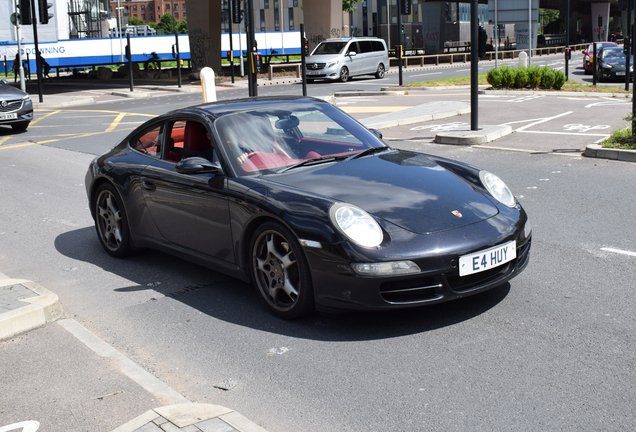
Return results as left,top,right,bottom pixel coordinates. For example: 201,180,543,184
0,271,267,432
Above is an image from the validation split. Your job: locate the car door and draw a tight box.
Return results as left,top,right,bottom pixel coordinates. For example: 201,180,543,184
345,41,361,76
139,118,235,263
356,40,375,74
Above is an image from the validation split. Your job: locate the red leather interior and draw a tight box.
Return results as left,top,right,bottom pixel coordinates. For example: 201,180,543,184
184,121,211,153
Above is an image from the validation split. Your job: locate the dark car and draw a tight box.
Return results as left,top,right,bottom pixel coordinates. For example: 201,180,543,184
0,79,33,131
597,46,633,81
582,41,617,74
85,96,531,319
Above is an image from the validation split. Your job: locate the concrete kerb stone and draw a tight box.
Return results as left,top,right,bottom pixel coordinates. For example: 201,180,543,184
0,278,63,341
111,90,152,98
32,98,95,109
584,144,636,162
435,124,513,145
480,89,632,98
112,404,267,432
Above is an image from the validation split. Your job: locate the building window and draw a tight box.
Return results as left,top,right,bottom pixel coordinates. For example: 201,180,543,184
133,5,137,11
264,0,269,8
165,4,170,10
274,0,279,31
157,5,161,11
124,6,129,13
293,0,298,6
183,11,186,17
174,12,178,18
260,10,265,31
133,13,137,17
141,5,145,11
288,8,294,30
150,13,154,19
182,3,186,10
142,13,145,19
174,4,178,10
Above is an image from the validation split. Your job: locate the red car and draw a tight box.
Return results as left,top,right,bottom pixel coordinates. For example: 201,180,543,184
583,42,618,74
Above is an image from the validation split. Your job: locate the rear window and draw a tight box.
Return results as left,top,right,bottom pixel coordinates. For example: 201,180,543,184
358,40,373,53
372,40,385,52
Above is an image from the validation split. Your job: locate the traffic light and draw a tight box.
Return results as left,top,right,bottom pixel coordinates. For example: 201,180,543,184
400,23,404,33
18,0,33,25
226,51,233,62
395,45,402,59
565,47,571,60
38,0,54,24
303,38,309,55
252,52,262,73
478,26,487,58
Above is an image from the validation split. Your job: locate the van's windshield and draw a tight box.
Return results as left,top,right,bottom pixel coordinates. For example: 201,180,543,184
312,42,348,55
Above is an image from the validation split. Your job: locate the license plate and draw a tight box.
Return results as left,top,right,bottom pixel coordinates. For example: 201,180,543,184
0,113,17,120
307,70,317,75
459,240,516,276
617,72,625,76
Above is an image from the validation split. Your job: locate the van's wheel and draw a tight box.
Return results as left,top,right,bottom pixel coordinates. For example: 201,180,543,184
339,66,349,82
375,64,385,79
250,222,315,319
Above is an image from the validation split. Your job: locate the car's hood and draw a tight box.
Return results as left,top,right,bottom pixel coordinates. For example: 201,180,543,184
602,58,632,67
306,54,340,62
0,84,28,100
265,150,499,234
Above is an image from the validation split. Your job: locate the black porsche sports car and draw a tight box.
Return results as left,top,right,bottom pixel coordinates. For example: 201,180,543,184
0,79,33,131
85,96,531,319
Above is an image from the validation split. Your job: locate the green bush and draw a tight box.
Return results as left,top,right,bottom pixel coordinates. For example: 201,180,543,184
553,69,566,89
487,67,503,88
527,66,541,88
540,66,556,88
514,66,529,88
500,65,515,88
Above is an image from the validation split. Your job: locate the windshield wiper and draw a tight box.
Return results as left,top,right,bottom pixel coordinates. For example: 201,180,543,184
277,155,346,173
345,146,390,162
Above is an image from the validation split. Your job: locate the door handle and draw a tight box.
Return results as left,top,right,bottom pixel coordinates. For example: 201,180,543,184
141,179,156,191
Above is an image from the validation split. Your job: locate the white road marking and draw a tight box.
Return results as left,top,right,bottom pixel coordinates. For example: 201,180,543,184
515,111,573,131
58,318,190,405
601,248,636,257
411,72,443,77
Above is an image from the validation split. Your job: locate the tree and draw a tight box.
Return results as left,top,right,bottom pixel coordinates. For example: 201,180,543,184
158,12,178,34
177,18,187,34
127,16,145,26
343,0,361,13
539,9,560,34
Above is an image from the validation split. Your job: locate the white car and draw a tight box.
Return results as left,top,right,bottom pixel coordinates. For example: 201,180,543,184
305,37,389,83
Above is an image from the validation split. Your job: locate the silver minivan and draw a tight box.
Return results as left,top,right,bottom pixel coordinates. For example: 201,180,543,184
305,37,389,83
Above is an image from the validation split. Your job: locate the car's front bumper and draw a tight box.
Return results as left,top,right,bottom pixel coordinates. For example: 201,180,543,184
305,65,339,80
304,206,531,312
0,97,33,125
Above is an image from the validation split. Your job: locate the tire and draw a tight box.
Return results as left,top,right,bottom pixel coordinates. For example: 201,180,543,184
11,122,29,131
250,221,315,319
375,64,385,79
339,66,349,82
94,183,133,258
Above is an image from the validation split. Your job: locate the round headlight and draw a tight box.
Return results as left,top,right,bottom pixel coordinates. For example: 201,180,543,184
479,171,516,208
329,203,383,248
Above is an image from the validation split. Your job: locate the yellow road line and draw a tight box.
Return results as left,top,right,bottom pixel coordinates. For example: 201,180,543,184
105,112,127,133
0,128,137,151
30,109,61,127
0,137,11,146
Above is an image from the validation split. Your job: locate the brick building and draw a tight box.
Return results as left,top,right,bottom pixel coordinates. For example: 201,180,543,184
108,0,187,23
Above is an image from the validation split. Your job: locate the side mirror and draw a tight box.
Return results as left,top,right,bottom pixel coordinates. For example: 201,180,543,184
348,51,357,57
369,128,383,139
175,157,222,175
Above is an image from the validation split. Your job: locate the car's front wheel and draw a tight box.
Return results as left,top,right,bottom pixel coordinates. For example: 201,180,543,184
250,222,315,319
375,64,385,79
339,66,349,82
94,183,133,257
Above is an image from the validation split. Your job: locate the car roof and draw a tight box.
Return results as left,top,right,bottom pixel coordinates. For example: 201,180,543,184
166,96,329,119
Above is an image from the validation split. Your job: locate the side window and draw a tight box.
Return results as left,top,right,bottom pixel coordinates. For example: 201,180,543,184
358,40,373,54
348,42,360,55
165,120,214,163
372,40,385,52
131,124,163,158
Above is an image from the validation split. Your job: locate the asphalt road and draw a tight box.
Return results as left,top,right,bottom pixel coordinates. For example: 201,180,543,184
1,87,635,431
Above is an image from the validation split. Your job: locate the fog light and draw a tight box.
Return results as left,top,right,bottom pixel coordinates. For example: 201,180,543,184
351,261,421,277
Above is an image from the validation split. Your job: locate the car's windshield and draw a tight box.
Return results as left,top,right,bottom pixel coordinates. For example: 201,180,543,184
215,103,385,176
588,42,614,53
601,48,624,60
312,42,348,55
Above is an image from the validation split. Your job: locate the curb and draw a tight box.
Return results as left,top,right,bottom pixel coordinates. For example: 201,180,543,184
111,90,152,98
334,90,406,97
32,98,95,109
584,143,636,162
0,278,63,341
112,403,267,432
435,124,513,145
362,107,471,130
480,89,632,97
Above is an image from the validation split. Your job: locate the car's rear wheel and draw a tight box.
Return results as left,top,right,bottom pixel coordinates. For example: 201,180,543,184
94,183,133,258
339,66,349,82
250,222,314,319
11,122,29,131
375,64,385,79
